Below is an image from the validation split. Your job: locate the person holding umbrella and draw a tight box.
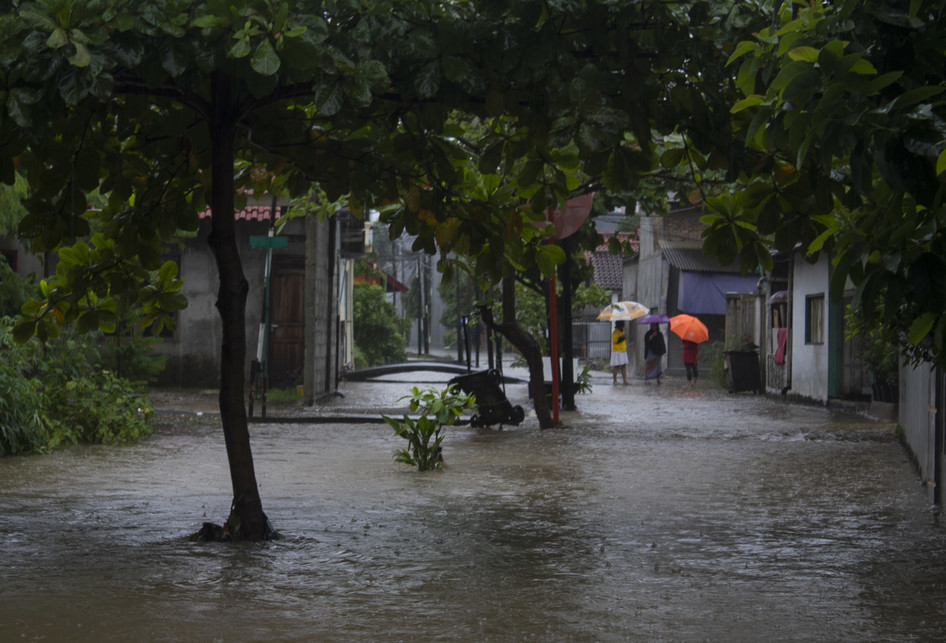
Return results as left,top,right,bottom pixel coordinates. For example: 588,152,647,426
643,322,666,385
682,340,699,388
669,314,709,388
610,321,629,385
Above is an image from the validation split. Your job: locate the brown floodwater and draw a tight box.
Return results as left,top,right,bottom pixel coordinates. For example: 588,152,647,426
1,373,944,642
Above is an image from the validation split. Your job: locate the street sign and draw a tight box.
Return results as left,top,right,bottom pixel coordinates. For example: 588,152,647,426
249,235,288,249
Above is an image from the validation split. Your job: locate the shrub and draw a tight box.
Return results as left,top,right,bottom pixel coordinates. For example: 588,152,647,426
25,328,154,446
0,321,47,455
0,320,154,454
700,341,728,390
353,283,412,366
100,318,168,385
37,369,153,447
0,260,35,318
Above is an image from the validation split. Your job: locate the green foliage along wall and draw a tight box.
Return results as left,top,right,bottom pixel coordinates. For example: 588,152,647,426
353,283,412,367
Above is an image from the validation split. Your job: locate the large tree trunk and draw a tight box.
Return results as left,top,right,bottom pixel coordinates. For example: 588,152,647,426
208,71,268,540
482,274,554,429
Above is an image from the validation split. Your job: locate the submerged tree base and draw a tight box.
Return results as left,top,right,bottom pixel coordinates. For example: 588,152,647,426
189,514,280,542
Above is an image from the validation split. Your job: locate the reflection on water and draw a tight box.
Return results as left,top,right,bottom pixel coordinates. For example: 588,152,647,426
1,382,945,642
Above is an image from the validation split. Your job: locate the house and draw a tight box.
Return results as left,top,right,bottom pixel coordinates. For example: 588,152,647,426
624,207,760,376
154,198,350,401
1,195,348,400
775,249,872,404
1,233,49,285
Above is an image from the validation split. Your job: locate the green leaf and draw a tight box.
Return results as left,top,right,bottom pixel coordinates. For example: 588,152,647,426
314,83,343,116
892,86,944,110
229,38,251,59
787,46,819,63
12,320,38,344
807,227,834,256
726,40,757,66
68,42,91,68
863,71,903,95
909,312,936,346
193,15,225,29
848,58,877,75
659,147,684,168
936,149,946,177
251,38,281,75
731,94,763,114
534,244,565,277
770,60,809,95
442,55,471,84
415,62,440,99
46,27,69,49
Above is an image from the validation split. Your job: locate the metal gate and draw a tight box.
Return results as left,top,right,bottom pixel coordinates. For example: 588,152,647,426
572,322,612,359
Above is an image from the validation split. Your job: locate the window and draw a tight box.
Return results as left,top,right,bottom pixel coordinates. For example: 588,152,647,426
805,294,824,344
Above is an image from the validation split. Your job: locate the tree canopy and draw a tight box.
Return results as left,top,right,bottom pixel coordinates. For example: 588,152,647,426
682,1,946,367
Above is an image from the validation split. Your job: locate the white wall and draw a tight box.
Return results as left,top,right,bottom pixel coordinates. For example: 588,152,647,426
790,253,830,402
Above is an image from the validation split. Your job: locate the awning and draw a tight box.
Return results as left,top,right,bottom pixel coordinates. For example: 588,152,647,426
384,272,409,293
363,261,409,293
677,272,760,315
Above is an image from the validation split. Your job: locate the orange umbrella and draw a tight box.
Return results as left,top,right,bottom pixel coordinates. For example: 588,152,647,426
669,314,709,343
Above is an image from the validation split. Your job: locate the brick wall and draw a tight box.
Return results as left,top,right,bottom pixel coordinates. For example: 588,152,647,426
664,207,704,243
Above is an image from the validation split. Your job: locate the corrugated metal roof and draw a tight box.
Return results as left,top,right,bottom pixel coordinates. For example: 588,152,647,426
662,244,742,273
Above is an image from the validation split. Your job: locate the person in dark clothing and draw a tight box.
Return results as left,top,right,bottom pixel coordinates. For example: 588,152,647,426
643,323,666,385
682,339,699,388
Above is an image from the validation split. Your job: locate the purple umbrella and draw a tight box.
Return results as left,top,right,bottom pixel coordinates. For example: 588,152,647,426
637,314,670,324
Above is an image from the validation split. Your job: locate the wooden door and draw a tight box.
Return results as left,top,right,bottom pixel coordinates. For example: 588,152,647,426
269,258,305,387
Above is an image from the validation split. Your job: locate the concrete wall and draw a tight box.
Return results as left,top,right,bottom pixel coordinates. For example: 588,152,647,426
305,214,338,398
0,236,49,280
155,218,273,387
627,215,671,375
790,253,830,402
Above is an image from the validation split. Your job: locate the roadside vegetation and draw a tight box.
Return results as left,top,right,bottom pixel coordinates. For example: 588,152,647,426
0,319,156,455
353,280,413,368
0,245,161,455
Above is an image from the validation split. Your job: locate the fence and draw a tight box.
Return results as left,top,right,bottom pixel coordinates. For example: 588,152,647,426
572,322,612,360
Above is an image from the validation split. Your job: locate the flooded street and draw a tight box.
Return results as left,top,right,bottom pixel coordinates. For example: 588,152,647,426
2,371,945,642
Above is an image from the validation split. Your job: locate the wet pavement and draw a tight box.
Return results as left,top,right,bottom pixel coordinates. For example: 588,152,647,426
2,363,945,642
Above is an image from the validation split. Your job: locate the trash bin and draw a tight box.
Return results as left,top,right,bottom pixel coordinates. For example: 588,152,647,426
724,350,762,394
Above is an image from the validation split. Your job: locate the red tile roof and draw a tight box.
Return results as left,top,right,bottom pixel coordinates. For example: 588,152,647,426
199,204,281,222
585,232,637,291
587,251,624,290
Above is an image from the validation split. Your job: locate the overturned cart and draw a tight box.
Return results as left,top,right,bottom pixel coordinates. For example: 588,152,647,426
449,369,525,428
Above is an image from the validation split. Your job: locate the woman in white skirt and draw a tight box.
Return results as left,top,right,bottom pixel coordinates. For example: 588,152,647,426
610,321,628,385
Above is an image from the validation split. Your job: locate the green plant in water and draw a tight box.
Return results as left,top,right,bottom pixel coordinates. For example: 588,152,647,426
575,365,593,394
383,384,476,471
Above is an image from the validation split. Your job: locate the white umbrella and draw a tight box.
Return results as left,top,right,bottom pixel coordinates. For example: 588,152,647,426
597,301,649,322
